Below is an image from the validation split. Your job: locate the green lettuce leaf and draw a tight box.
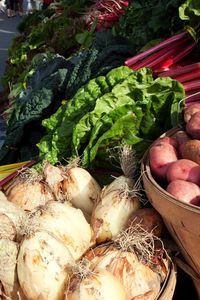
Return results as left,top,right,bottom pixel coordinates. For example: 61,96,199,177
38,66,132,164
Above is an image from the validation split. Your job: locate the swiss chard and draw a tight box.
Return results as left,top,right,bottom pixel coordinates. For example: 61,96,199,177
37,66,185,169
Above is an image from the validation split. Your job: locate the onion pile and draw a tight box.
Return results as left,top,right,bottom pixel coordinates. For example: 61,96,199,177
0,157,170,300
6,161,101,221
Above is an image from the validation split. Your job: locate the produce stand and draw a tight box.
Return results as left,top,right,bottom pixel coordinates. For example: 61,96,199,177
0,0,200,299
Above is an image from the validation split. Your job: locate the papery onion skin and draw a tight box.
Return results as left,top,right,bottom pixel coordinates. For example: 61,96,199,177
101,176,135,198
65,267,126,300
62,167,101,220
6,181,55,211
43,162,64,200
127,208,164,238
17,230,75,300
91,189,141,244
0,193,26,241
84,245,162,300
0,239,25,300
31,201,95,260
0,191,8,202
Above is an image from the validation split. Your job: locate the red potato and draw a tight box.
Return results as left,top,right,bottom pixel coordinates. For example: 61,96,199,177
184,103,200,123
153,136,178,149
186,111,200,139
172,130,191,158
166,159,200,186
149,143,178,181
173,130,191,146
166,179,200,206
182,139,200,165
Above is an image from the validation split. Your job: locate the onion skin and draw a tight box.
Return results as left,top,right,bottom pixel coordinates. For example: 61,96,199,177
91,176,141,244
84,245,162,300
0,193,26,241
31,201,95,260
62,167,101,220
17,231,75,300
6,181,55,211
101,176,135,198
127,208,163,237
65,267,126,300
0,239,25,300
43,162,64,200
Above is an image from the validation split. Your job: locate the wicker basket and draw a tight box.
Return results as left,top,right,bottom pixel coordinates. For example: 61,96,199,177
141,127,200,284
157,261,176,300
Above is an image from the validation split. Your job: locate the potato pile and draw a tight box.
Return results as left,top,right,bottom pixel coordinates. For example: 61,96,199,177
149,102,200,206
0,162,168,300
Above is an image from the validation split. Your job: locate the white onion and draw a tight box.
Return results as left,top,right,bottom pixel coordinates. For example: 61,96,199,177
101,175,135,198
84,245,162,300
91,176,141,243
0,190,8,202
0,192,26,241
0,239,25,300
65,267,126,300
17,230,75,300
30,201,94,260
62,167,101,221
6,180,55,211
43,161,64,200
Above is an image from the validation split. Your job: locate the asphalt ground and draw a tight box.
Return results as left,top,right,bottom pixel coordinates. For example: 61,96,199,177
0,8,24,91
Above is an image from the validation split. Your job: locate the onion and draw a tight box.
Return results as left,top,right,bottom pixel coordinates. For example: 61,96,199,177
62,167,101,221
0,190,8,202
0,239,25,300
17,230,75,300
43,161,64,200
101,175,135,198
29,201,94,260
91,176,141,243
65,266,126,300
84,244,163,300
0,191,26,241
6,175,55,211
127,208,164,237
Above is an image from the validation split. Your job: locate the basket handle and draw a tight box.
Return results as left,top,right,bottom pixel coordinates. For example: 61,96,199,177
174,256,200,281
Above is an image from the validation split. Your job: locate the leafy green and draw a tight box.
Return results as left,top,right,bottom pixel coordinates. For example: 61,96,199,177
0,54,70,165
38,66,133,164
179,0,200,22
179,0,200,43
0,29,135,166
115,0,185,51
37,66,185,169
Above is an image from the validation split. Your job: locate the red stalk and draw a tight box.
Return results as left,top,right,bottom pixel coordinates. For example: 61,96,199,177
158,62,200,78
173,70,200,83
183,79,200,92
130,36,193,71
153,41,196,73
167,42,196,65
185,91,200,103
125,31,188,67
0,160,36,188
